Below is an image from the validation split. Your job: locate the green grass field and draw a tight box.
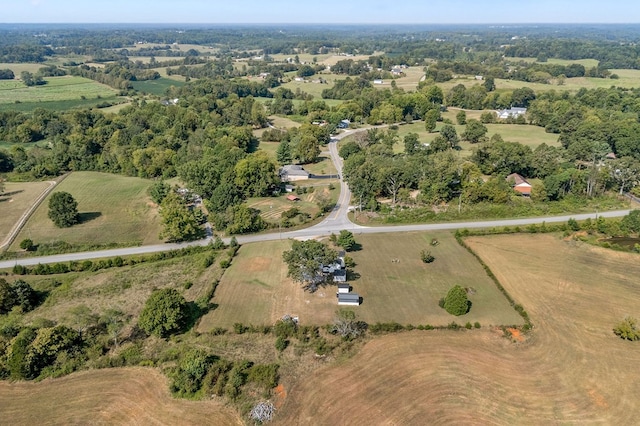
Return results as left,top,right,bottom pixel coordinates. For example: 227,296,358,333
200,232,523,329
12,171,162,249
0,76,118,105
376,118,560,155
130,77,185,96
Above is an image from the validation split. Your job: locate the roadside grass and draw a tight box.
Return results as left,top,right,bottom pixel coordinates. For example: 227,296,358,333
0,181,52,245
11,171,162,250
0,76,118,105
131,77,185,96
20,251,223,324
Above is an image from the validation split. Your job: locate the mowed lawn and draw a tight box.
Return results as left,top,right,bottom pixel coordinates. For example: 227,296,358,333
347,232,523,326
383,119,560,155
278,233,640,425
201,232,522,330
0,181,52,246
12,172,162,248
199,240,340,331
0,76,118,105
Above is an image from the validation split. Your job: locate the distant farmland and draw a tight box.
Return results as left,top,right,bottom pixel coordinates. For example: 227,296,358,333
131,77,185,96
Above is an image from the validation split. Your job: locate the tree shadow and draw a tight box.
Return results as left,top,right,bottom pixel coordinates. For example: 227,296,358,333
184,301,218,332
0,189,24,197
346,270,361,281
348,242,363,252
79,211,102,224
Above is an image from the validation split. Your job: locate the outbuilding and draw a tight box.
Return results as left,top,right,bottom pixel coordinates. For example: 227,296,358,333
337,283,351,294
338,293,360,306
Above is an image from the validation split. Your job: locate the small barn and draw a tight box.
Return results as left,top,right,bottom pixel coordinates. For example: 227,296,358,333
506,173,532,196
338,293,360,306
280,165,310,182
286,194,300,201
337,283,351,294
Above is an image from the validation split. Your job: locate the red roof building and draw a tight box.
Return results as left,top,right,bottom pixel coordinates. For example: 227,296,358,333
506,173,532,196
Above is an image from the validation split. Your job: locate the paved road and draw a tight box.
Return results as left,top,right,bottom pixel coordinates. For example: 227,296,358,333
0,127,631,269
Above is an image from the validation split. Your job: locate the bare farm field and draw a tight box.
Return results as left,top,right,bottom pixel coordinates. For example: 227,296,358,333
278,233,640,424
0,181,52,248
0,367,241,425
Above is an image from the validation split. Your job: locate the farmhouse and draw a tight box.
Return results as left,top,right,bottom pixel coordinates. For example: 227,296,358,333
333,269,347,282
506,173,532,196
497,107,527,119
280,165,310,182
338,293,360,306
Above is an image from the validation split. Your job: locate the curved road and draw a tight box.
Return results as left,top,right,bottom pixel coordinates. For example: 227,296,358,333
0,129,632,268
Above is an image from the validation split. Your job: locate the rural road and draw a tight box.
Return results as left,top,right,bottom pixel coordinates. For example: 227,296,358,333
0,128,632,269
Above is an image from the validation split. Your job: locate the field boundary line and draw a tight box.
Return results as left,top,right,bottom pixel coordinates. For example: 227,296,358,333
0,173,70,252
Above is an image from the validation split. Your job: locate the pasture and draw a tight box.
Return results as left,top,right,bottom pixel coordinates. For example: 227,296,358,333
12,172,162,249
130,77,185,96
374,119,560,155
200,232,523,330
0,181,52,248
0,76,118,105
0,367,241,425
277,233,640,424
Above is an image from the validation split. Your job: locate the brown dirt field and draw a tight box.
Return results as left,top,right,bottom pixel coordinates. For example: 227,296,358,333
276,234,640,424
0,367,241,425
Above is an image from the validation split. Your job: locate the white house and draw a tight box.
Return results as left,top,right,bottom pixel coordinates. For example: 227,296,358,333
497,107,527,119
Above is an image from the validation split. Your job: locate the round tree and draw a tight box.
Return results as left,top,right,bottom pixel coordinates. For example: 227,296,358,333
138,288,188,337
48,191,79,228
443,285,470,316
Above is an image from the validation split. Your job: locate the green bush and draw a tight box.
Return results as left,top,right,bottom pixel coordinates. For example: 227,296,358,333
275,336,288,352
613,316,640,341
138,289,188,338
443,285,470,316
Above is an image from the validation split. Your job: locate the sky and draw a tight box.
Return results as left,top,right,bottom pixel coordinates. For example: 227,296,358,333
2,0,639,24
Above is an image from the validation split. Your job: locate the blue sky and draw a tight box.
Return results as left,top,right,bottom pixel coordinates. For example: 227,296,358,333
2,0,639,24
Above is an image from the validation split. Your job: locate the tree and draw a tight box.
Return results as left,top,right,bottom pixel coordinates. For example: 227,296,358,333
148,181,171,205
233,151,278,197
420,250,435,263
282,240,337,291
295,134,321,164
461,119,488,144
336,230,357,251
439,124,459,149
456,110,467,125
159,191,205,242
403,132,420,155
443,285,470,316
331,309,366,340
482,76,496,92
48,191,79,228
0,278,16,314
100,308,127,348
424,109,438,133
12,280,38,312
67,305,99,338
276,139,292,165
138,288,189,337
621,210,640,234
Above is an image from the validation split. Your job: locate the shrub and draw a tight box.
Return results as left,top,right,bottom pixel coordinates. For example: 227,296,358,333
138,289,188,338
613,316,640,341
275,336,288,352
443,285,470,316
19,239,35,251
420,249,435,263
474,322,481,329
